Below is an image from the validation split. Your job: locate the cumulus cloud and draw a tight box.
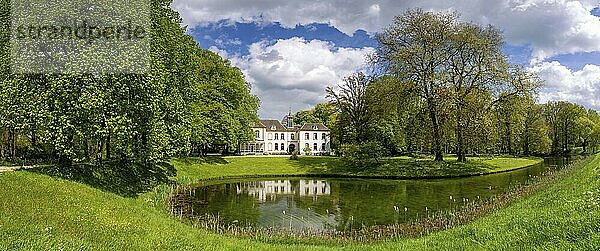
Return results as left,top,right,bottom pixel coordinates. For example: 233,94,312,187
226,37,374,118
172,0,600,61
528,61,600,110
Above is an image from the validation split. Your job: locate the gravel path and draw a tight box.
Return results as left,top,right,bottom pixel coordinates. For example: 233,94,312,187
0,165,43,172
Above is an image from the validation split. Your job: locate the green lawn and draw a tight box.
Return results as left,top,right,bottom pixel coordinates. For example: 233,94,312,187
0,155,596,250
171,155,543,183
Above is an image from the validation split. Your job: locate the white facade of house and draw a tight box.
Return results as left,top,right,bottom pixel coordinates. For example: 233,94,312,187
239,114,331,155
299,128,329,155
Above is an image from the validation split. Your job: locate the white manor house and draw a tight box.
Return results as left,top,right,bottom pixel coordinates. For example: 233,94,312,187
239,113,331,155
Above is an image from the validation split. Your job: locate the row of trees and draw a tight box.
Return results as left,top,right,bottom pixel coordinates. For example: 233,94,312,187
317,9,600,162
0,0,259,165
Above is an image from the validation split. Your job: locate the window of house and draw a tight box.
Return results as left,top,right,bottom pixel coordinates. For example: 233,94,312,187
305,143,309,149
281,144,285,151
313,133,317,140
255,130,260,138
305,133,309,140
322,133,326,140
281,133,285,140
275,143,279,151
312,125,317,130
321,143,326,151
268,143,273,151
268,133,272,140
270,125,276,130
275,133,279,140
313,143,317,151
291,133,295,140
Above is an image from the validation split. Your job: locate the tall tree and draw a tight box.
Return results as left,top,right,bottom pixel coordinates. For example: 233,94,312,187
375,9,457,161
521,101,551,155
326,73,371,145
446,22,508,161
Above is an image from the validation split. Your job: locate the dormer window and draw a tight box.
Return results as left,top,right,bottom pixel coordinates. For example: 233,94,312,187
312,125,318,130
270,125,276,130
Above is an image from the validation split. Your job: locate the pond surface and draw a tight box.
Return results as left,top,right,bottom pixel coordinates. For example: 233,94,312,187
172,158,568,233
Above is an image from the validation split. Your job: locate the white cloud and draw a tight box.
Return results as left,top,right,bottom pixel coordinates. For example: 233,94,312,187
172,0,600,61
226,37,374,118
208,46,230,59
529,61,600,109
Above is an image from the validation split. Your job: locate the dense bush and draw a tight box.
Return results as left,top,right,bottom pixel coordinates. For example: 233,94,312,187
339,141,388,169
289,150,299,160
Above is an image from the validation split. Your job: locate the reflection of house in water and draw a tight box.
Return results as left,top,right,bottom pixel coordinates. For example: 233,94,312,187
237,180,294,202
236,180,331,202
299,180,330,196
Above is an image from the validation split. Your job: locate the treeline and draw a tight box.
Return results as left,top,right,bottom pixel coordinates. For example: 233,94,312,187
0,0,259,166
319,9,600,162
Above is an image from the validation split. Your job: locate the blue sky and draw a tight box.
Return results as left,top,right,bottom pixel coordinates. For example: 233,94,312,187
173,0,600,119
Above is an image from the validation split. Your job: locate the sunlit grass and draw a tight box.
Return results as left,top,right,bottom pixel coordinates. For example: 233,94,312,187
170,155,542,184
0,155,596,250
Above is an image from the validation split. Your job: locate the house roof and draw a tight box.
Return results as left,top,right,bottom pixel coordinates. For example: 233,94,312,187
260,119,287,131
252,119,329,132
299,123,329,131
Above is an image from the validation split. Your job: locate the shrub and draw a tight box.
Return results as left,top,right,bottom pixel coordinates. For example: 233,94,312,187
289,150,299,160
303,146,312,156
338,141,387,169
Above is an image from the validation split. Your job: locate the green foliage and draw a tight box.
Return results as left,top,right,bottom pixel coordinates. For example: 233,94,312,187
289,149,299,160
543,101,588,155
294,103,337,128
303,145,312,155
0,0,259,164
338,141,387,169
327,72,372,146
328,9,594,162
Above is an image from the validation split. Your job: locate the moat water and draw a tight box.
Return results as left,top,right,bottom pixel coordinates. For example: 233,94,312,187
172,158,568,233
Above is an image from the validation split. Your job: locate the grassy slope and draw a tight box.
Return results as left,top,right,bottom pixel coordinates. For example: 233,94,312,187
365,155,600,250
0,171,315,250
0,155,594,250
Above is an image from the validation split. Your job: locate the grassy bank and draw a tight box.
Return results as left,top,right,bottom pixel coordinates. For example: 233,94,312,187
0,155,596,250
171,155,543,183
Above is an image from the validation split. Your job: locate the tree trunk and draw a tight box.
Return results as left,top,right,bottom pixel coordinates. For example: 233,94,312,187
552,126,559,155
563,117,570,154
10,128,16,160
0,129,4,159
506,122,512,155
106,134,111,160
456,104,466,162
84,140,90,161
97,141,103,165
523,134,530,156
427,98,443,161
522,121,530,156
